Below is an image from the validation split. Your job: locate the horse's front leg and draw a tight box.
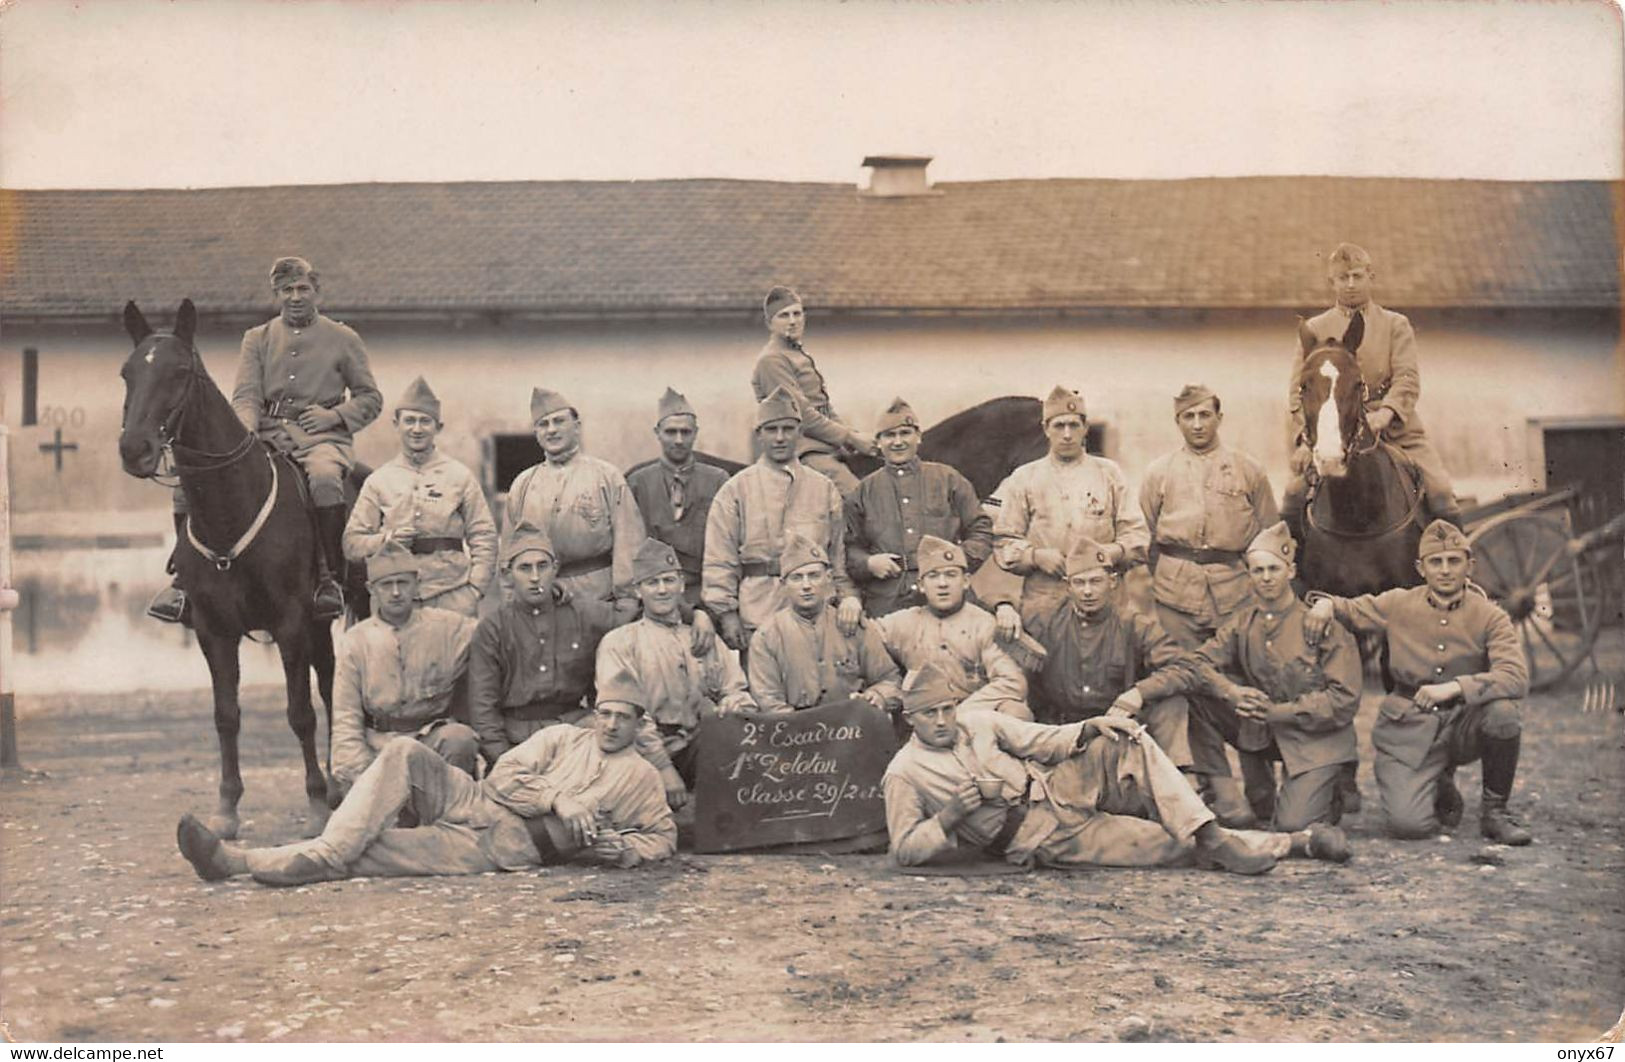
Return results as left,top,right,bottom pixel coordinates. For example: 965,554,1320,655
197,631,245,840
276,620,330,837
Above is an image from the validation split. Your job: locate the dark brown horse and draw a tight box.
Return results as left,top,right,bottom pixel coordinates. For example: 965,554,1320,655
1291,317,1425,597
118,300,335,839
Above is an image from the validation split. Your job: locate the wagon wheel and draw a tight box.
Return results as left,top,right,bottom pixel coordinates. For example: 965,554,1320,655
1468,508,1607,691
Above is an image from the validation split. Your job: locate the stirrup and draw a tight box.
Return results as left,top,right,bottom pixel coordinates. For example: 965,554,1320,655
312,578,345,622
147,585,191,626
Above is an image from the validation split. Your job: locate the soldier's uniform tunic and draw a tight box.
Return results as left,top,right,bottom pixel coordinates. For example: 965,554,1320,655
344,451,498,616
845,459,993,616
883,711,1285,869
505,447,646,614
243,728,675,883
747,607,902,714
1191,598,1362,829
1287,303,1456,513
1018,599,1198,768
871,602,1029,718
229,313,381,507
626,457,728,608
1140,444,1278,649
701,456,852,639
330,607,480,786
993,454,1151,617
751,334,864,494
467,591,621,763
596,613,755,782
1313,585,1527,838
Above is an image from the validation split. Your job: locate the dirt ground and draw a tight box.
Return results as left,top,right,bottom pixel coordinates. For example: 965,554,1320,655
3,635,1623,1044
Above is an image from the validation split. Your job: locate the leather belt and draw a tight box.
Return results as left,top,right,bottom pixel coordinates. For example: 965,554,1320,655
985,804,1029,857
741,560,781,579
557,554,612,580
264,396,341,420
409,537,464,555
1158,543,1243,565
363,711,428,734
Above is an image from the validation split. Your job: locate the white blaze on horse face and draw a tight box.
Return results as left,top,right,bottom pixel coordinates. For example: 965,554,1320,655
1313,361,1347,478
144,350,155,364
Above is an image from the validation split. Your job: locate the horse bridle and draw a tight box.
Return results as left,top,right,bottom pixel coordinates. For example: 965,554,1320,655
138,335,260,482
1304,368,1425,540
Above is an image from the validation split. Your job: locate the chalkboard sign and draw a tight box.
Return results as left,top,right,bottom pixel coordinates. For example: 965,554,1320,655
691,699,898,854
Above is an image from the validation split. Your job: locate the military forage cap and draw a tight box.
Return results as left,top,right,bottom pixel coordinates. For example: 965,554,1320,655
1042,386,1086,424
501,523,556,566
1247,521,1297,561
763,285,803,321
876,397,920,434
631,537,682,584
595,668,648,715
1418,519,1472,559
397,375,441,421
656,387,697,425
366,543,418,583
1174,383,1217,416
756,385,803,427
915,534,965,576
1065,535,1115,577
269,255,317,288
779,532,830,578
902,661,960,715
530,387,573,425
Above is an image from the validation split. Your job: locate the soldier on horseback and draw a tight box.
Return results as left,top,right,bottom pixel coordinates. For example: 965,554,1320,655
1285,243,1463,528
147,256,381,624
751,285,881,496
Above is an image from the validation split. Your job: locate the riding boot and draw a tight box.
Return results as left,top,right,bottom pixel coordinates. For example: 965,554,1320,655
1479,735,1533,845
312,505,348,622
146,511,193,626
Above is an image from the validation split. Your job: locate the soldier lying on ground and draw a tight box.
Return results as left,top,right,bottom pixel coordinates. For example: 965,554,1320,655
882,661,1351,873
175,671,677,885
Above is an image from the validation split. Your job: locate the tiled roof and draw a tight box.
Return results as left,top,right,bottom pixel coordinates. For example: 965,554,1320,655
1,176,1617,317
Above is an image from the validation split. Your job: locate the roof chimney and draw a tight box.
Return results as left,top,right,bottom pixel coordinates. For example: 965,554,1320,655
861,155,936,198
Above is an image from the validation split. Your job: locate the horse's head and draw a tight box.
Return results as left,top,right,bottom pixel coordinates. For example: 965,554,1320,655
118,299,199,478
1296,314,1371,480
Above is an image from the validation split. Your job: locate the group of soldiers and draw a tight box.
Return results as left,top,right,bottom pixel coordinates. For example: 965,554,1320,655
174,245,1532,889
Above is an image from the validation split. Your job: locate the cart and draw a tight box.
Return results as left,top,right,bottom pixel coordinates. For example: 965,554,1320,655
1465,485,1624,691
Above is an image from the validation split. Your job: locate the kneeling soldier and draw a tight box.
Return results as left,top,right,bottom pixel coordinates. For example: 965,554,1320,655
597,538,755,795
1190,522,1362,830
882,662,1350,872
870,535,1029,719
176,670,677,884
993,536,1222,811
330,545,480,790
1306,520,1532,844
748,533,902,715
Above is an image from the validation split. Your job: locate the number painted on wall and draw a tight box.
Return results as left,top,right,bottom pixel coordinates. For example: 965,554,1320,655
39,406,86,428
